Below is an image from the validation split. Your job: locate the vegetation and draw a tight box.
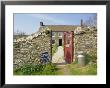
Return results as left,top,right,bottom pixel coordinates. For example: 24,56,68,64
83,14,97,28
14,30,28,39
68,62,97,75
14,35,28,40
14,62,57,75
52,32,59,55
52,43,58,56
14,47,97,75
44,30,51,37
67,52,97,75
14,61,97,75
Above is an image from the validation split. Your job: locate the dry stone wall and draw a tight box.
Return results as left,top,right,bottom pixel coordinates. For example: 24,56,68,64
13,29,51,69
74,27,97,60
13,26,97,69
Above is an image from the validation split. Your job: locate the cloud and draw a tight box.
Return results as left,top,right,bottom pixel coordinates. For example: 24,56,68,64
28,14,65,24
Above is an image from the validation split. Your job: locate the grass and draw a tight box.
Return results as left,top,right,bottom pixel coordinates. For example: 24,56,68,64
67,61,97,75
14,61,97,75
14,62,97,75
14,52,97,75
14,62,58,75
52,43,58,56
55,66,66,75
67,52,97,75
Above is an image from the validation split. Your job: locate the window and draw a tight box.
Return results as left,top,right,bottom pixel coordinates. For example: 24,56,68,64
52,32,55,36
58,32,63,36
52,40,55,44
66,32,70,44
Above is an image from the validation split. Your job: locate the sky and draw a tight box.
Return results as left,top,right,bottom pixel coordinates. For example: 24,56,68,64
14,13,96,35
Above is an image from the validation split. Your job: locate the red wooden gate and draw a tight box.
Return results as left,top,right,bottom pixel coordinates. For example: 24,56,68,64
64,31,73,64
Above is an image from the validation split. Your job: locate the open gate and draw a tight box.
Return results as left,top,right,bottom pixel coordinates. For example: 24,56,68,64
64,31,74,64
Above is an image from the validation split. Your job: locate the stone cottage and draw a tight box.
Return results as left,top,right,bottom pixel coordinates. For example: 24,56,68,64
13,20,97,68
38,20,95,64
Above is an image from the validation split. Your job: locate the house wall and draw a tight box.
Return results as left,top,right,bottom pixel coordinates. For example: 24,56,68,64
52,32,64,46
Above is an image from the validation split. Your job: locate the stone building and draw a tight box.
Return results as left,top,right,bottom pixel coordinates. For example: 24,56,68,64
13,20,97,68
38,20,93,64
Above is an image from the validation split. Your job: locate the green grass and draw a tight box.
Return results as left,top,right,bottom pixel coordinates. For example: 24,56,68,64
68,62,97,75
68,52,97,75
52,43,58,55
55,67,66,75
14,62,97,75
14,52,97,75
84,52,97,64
14,62,57,75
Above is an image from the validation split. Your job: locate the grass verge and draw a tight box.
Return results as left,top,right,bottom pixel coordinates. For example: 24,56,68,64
68,62,97,75
14,62,58,75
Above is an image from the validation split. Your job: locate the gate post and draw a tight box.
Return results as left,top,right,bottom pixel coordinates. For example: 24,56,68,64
71,31,74,63
64,32,66,61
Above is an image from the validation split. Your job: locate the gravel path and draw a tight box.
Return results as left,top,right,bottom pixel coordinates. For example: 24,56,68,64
57,65,71,75
52,46,66,63
52,46,70,75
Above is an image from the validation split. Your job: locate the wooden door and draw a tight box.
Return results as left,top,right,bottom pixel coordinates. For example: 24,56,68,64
64,31,73,64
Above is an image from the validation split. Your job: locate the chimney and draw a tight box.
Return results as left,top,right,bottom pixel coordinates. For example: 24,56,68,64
40,22,44,26
81,19,83,26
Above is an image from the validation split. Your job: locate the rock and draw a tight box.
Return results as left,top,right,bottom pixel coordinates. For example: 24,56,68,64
13,29,51,69
74,29,97,60
74,27,84,35
14,27,97,69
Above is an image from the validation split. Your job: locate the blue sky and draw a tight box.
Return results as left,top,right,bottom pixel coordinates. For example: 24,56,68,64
14,13,96,35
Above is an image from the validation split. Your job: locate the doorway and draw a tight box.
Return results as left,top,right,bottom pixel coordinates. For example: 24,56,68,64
51,31,73,64
59,39,62,46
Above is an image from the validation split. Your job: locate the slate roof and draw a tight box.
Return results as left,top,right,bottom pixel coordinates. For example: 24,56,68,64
39,25,80,32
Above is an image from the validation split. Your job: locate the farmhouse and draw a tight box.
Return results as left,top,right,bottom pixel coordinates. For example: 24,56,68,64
13,20,97,69
38,20,84,64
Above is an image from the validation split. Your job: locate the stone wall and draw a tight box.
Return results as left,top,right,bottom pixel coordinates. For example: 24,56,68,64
74,27,97,61
13,29,51,69
13,26,97,69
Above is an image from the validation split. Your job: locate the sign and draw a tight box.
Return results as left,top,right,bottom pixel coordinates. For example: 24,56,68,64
40,52,50,64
